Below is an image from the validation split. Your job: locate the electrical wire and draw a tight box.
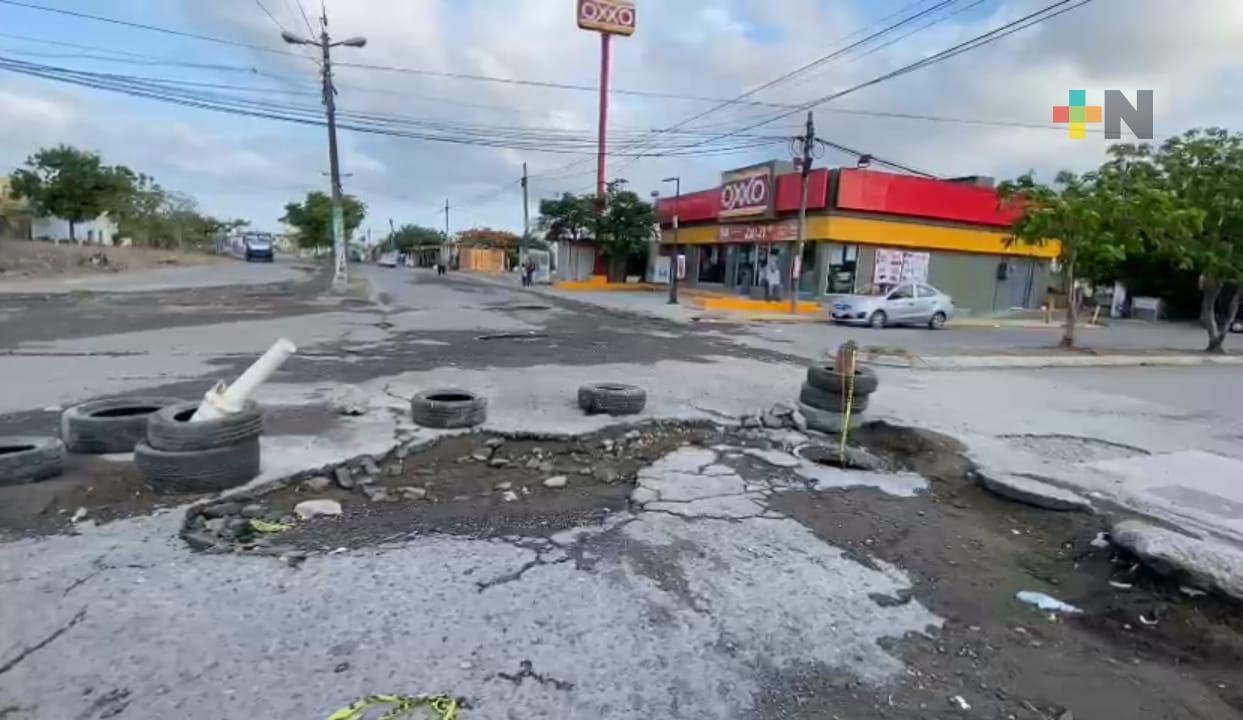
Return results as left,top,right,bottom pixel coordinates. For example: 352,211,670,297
253,0,291,34
667,0,1095,156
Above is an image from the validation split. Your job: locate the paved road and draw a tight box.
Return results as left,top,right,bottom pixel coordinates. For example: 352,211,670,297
2,264,1242,719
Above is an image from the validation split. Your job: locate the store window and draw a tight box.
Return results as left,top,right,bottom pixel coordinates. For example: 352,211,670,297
734,243,758,289
827,244,859,293
699,245,726,283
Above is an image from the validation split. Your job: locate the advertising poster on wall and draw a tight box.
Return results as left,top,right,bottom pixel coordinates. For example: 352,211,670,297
873,249,930,286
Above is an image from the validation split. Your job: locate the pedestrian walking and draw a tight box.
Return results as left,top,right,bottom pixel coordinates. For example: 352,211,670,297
523,260,536,287
763,251,782,301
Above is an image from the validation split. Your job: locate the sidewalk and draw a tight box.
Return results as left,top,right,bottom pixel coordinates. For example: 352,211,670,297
457,273,1243,370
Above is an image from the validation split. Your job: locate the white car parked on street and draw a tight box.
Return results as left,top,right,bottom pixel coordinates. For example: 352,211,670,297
829,282,955,329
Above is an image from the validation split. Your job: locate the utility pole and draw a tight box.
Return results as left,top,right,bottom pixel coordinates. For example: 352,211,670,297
443,198,450,269
388,218,395,251
662,176,681,304
791,111,815,314
521,162,530,266
281,15,366,291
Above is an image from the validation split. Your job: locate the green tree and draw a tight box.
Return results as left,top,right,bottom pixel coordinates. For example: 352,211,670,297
998,171,1131,348
386,223,443,252
9,145,132,244
1147,129,1243,352
537,192,595,244
280,191,366,250
596,180,655,281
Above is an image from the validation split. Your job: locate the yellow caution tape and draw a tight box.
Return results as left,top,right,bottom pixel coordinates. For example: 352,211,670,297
248,519,291,534
838,345,857,461
326,694,459,720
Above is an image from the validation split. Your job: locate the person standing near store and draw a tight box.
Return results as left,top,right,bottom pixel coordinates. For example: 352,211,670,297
763,250,782,301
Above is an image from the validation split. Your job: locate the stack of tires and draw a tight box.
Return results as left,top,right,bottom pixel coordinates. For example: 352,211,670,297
135,401,263,493
797,362,879,433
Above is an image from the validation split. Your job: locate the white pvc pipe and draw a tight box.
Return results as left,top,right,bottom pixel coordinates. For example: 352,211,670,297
192,338,297,422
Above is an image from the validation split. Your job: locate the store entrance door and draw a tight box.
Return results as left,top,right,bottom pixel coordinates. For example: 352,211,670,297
734,243,759,294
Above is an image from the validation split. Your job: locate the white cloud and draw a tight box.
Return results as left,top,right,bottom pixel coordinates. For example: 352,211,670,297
4,0,1242,234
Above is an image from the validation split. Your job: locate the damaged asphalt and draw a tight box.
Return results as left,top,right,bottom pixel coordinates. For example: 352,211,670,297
3,263,1243,719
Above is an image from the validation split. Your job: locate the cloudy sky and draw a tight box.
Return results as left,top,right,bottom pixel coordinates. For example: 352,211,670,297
1,0,1240,240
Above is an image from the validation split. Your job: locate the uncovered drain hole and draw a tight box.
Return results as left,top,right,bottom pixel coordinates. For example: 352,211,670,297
797,444,882,471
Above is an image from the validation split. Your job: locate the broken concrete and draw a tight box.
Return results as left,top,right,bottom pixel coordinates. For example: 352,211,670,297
1110,520,1243,602
978,472,1094,512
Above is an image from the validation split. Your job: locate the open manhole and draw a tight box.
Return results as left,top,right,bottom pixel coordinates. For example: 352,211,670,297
796,444,887,471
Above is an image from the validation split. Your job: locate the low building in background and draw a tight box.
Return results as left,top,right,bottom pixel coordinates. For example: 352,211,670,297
30,212,119,246
654,165,1059,317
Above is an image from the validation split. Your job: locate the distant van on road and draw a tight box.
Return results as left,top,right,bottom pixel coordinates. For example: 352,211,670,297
220,232,275,262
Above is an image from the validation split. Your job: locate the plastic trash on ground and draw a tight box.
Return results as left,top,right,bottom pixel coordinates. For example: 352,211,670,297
1016,590,1083,615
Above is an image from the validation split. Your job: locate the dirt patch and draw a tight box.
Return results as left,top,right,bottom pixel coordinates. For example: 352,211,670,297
0,239,219,281
767,424,1243,720
189,423,731,552
0,454,203,538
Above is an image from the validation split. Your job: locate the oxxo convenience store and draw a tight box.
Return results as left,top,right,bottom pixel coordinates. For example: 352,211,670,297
652,163,1060,315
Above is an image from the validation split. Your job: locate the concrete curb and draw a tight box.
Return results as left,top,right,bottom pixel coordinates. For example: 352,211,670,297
866,353,1243,370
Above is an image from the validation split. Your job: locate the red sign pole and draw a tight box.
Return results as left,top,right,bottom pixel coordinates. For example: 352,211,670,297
596,32,612,200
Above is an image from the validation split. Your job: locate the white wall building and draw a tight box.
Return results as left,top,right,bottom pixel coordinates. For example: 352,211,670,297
31,213,120,245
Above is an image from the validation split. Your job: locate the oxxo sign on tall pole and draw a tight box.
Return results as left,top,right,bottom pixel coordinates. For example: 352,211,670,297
577,0,636,200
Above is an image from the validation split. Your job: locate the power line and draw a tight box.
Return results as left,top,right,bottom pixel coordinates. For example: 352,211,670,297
253,0,291,34
0,0,301,58
289,0,317,37
669,0,1095,156
0,56,787,158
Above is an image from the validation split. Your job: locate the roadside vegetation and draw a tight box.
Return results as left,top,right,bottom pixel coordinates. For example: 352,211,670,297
7,144,246,250
1002,127,1243,352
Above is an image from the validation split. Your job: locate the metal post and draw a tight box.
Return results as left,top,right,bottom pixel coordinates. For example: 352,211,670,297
596,32,612,200
443,198,450,268
521,162,530,266
321,29,347,289
668,177,680,304
791,111,815,314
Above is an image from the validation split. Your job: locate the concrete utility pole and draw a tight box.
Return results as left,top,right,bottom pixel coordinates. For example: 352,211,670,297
443,198,450,268
281,15,366,291
791,111,815,314
662,176,681,305
521,162,530,266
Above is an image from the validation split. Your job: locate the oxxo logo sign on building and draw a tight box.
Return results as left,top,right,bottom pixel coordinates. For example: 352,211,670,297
719,164,775,220
577,0,636,36
1053,89,1154,140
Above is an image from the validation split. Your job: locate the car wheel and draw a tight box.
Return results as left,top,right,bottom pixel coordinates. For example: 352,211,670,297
869,310,888,329
1231,320,1243,333
928,312,947,330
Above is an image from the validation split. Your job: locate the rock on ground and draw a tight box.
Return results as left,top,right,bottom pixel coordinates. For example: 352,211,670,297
294,499,343,519
1110,520,1243,602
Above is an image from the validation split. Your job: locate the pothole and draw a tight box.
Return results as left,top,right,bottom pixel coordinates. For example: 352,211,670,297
182,421,731,553
998,433,1148,463
796,444,888,471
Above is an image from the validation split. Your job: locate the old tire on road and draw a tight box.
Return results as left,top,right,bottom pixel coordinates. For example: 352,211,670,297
797,402,863,435
134,438,261,494
0,436,66,485
61,396,183,454
411,389,488,429
798,382,871,413
577,383,647,416
805,363,879,396
146,401,263,452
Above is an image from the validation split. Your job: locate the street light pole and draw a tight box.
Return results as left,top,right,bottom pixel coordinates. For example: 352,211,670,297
791,111,815,314
281,20,366,292
662,176,680,304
